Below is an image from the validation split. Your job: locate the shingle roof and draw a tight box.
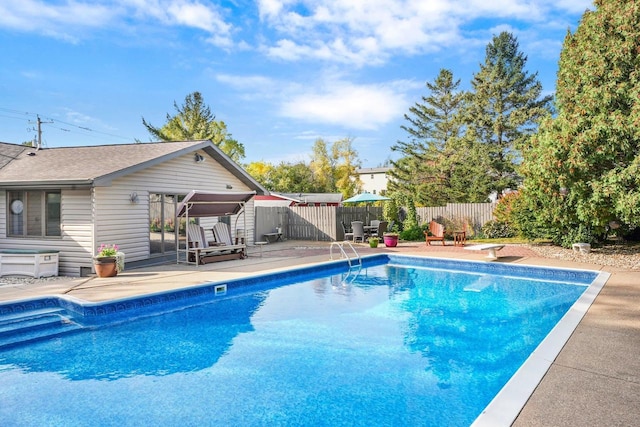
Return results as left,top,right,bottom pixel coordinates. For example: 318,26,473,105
0,140,266,193
356,167,391,174
0,143,26,170
279,193,344,203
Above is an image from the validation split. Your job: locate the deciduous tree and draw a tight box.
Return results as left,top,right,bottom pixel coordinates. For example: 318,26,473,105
331,137,361,198
142,91,245,162
309,139,335,192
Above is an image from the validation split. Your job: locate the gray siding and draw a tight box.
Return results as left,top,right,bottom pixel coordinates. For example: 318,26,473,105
95,150,256,264
0,189,93,276
0,191,5,238
1,150,257,276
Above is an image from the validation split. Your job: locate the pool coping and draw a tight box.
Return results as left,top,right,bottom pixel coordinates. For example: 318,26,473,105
471,268,610,426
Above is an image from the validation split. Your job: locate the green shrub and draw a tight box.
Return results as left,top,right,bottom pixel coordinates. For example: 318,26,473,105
557,225,595,248
481,220,515,239
400,225,425,241
441,216,473,239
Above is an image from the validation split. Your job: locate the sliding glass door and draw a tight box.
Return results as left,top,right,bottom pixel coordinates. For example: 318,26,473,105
149,193,183,255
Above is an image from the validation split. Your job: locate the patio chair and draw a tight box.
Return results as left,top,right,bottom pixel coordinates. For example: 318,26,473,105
341,221,354,241
387,220,395,232
351,221,366,243
370,221,388,238
425,220,445,245
187,223,208,249
213,222,237,246
370,220,381,229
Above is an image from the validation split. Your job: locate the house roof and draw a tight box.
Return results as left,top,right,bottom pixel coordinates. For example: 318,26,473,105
0,140,267,193
277,193,343,204
356,167,391,174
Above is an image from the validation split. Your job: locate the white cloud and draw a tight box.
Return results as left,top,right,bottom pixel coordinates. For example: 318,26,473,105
280,80,411,130
0,0,116,41
257,0,592,66
62,109,95,124
215,73,275,90
216,68,420,131
552,0,593,14
0,0,234,47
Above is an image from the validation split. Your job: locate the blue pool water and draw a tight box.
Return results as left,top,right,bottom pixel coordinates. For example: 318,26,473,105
0,255,598,426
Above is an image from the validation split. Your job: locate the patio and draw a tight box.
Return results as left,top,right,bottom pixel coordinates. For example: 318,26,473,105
0,239,638,426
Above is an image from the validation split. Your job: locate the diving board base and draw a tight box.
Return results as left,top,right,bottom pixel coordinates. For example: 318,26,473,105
464,244,505,260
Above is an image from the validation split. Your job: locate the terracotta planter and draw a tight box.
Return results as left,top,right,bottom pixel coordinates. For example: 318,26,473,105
94,257,118,277
383,235,398,247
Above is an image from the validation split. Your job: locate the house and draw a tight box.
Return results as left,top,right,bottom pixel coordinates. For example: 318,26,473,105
355,167,391,195
254,192,343,207
0,140,267,276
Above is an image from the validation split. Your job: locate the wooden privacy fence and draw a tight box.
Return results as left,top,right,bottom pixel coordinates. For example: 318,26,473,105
416,203,497,233
256,203,496,242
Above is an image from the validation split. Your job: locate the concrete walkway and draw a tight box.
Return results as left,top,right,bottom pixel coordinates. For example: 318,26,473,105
1,240,638,426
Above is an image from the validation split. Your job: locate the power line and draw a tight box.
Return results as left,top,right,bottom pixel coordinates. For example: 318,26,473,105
0,107,137,144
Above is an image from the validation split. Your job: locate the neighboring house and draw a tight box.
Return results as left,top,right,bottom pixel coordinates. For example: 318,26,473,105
355,167,392,195
254,192,343,207
0,140,267,276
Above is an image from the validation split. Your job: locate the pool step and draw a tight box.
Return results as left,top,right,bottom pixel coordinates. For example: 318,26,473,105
0,308,83,350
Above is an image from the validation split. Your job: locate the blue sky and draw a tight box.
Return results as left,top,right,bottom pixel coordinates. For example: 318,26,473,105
0,0,593,167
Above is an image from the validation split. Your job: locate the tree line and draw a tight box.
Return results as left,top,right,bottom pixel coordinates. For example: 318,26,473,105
142,0,640,246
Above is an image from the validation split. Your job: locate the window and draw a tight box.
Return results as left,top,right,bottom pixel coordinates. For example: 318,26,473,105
8,190,61,237
371,174,374,179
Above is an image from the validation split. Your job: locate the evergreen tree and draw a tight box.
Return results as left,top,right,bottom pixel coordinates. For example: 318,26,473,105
390,69,489,205
518,1,640,246
466,32,552,195
142,91,245,162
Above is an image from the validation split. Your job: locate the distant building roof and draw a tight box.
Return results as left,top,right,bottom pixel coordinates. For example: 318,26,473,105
278,193,343,204
356,167,391,174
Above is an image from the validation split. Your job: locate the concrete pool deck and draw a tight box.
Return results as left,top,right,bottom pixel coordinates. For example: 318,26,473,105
1,240,638,426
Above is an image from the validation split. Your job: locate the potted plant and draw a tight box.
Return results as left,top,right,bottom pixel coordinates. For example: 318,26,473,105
383,232,399,247
94,244,123,277
369,237,379,248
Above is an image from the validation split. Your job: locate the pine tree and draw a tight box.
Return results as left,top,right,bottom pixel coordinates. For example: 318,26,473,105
466,32,552,195
518,1,640,245
390,69,470,205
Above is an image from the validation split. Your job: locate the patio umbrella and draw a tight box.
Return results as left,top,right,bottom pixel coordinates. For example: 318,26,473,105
342,192,390,223
342,192,390,204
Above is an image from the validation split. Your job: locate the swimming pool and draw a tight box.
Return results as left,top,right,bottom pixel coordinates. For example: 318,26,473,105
0,254,607,426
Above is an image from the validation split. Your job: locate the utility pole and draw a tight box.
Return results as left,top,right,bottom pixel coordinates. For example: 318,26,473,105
31,115,53,149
